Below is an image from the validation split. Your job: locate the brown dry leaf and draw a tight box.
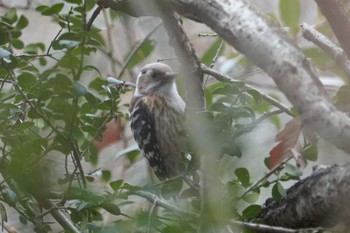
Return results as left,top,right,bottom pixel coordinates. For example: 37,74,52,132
268,118,302,169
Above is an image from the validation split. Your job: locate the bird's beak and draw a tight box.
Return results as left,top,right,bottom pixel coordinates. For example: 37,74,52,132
166,72,177,79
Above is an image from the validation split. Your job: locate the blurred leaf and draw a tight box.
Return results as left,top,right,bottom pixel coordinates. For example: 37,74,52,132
101,202,121,215
51,3,64,14
86,176,95,182
17,72,37,91
247,89,262,104
242,204,262,220
201,38,223,66
0,47,11,58
3,188,16,207
235,167,250,187
269,115,282,130
303,144,318,161
161,179,183,200
279,0,300,35
102,170,111,182
0,203,7,224
284,163,302,177
16,15,29,29
243,192,259,204
12,39,24,49
212,84,239,95
4,8,17,24
272,182,286,201
73,81,88,96
110,180,124,191
124,40,154,70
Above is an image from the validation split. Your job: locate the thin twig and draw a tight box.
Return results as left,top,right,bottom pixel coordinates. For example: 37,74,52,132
201,64,294,117
87,5,103,31
40,199,80,233
238,155,293,200
235,109,284,135
117,22,163,80
301,23,350,81
128,190,195,217
198,33,218,37
229,220,297,233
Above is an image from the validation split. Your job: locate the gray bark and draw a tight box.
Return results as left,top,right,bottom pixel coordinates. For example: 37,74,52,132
105,0,350,155
259,164,350,228
168,0,350,155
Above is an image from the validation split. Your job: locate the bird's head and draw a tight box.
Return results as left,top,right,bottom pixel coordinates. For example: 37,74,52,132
135,63,177,96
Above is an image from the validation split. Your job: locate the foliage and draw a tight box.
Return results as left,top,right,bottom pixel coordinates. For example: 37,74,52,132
0,0,343,232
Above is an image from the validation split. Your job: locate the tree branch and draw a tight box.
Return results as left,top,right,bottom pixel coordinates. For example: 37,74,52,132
167,0,350,155
301,23,350,81
201,65,294,117
258,164,350,228
315,0,350,60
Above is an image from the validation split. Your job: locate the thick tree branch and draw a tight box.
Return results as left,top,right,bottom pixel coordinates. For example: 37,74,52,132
315,0,350,60
104,0,350,154
167,0,350,155
258,164,350,228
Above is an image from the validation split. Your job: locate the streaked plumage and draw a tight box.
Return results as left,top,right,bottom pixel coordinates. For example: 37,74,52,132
129,63,186,180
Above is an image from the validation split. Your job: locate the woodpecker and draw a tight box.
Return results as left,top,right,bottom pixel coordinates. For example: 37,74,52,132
129,63,186,180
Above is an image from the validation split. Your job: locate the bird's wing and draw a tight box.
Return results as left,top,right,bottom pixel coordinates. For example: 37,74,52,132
130,97,167,179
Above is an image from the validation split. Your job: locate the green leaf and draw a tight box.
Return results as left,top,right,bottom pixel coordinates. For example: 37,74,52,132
3,188,16,207
303,144,318,161
17,72,37,91
102,170,111,182
243,191,259,204
16,15,29,29
212,84,239,95
279,0,300,36
124,40,155,70
235,167,250,187
4,8,18,24
272,182,286,201
201,38,224,66
246,89,262,104
0,47,11,58
284,163,302,177
161,179,183,200
12,39,24,49
73,81,88,96
51,3,64,14
110,180,124,191
101,203,121,215
242,204,262,219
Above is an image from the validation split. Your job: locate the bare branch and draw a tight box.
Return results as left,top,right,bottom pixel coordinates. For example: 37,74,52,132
315,0,350,60
128,190,195,216
301,23,350,81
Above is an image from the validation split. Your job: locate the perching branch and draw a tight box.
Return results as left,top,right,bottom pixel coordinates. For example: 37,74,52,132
301,23,350,81
201,65,294,117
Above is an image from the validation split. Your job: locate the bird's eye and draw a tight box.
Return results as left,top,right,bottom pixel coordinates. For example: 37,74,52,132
141,70,146,75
